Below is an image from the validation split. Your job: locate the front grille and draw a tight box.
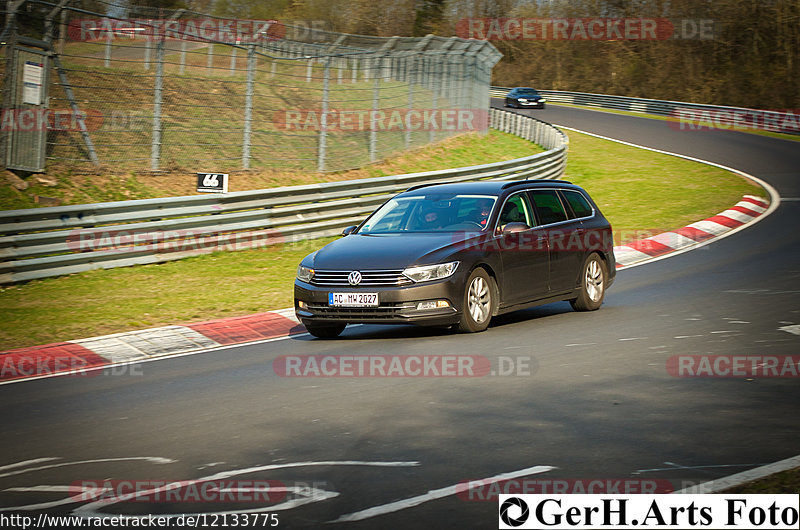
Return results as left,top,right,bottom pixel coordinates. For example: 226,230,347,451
311,269,413,288
306,302,416,319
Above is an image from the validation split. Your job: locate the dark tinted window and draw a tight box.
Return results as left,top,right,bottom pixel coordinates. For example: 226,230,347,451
529,189,568,225
562,190,594,219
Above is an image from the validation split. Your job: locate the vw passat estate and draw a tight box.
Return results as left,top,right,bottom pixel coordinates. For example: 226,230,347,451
294,180,615,338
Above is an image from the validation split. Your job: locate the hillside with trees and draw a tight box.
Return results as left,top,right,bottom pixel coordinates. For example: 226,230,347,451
208,0,798,108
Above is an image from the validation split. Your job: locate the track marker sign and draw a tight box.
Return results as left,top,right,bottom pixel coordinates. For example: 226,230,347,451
197,173,228,193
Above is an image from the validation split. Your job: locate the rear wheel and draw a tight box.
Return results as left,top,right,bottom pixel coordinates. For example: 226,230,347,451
458,268,495,333
570,253,607,311
303,322,346,338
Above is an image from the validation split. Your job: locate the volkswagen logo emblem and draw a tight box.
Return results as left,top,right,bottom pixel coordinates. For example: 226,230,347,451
347,271,362,285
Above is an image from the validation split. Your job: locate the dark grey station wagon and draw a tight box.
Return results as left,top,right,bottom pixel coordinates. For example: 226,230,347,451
295,180,615,338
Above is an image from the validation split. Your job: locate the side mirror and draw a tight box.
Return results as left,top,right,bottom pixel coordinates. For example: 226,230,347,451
502,222,530,234
341,225,358,236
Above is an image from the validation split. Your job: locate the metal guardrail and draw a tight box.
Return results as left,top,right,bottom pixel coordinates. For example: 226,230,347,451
490,87,799,135
0,108,567,284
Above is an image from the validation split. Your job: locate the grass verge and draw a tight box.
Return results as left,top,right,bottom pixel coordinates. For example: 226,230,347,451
563,130,766,236
724,467,800,494
1,129,539,210
0,130,768,349
0,238,330,348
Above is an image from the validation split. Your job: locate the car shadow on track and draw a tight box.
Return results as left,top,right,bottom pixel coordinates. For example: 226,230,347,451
289,302,576,341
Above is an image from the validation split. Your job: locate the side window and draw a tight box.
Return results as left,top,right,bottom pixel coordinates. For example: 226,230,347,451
562,190,594,219
498,192,534,230
529,189,569,225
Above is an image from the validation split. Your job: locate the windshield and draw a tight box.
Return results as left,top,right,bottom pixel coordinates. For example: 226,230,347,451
359,194,497,233
516,89,539,96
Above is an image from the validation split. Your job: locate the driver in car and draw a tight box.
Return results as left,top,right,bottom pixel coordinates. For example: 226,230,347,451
414,202,448,230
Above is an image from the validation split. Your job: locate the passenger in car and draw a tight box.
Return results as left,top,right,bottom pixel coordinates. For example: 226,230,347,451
417,208,443,230
468,198,494,227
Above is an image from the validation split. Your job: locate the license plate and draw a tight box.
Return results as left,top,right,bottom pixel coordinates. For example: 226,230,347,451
328,292,379,307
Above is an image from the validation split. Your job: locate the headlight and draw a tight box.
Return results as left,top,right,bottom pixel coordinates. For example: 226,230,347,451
403,261,459,283
297,264,315,282
540,98,547,103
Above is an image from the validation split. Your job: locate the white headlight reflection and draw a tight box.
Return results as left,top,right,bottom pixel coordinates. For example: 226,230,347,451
402,261,459,282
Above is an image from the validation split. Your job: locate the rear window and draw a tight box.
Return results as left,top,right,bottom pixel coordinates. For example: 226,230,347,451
529,189,568,225
562,190,594,219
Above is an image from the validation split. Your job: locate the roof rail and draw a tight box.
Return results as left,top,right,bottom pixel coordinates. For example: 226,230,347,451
500,179,573,189
405,182,444,192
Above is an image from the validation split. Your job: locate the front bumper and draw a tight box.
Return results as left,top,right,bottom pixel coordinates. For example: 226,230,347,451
294,275,465,326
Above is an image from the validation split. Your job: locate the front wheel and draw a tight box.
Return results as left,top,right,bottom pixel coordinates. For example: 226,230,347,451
458,268,495,333
303,322,346,338
570,253,607,311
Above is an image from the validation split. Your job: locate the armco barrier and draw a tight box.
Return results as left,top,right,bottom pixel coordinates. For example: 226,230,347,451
0,108,567,284
490,87,799,135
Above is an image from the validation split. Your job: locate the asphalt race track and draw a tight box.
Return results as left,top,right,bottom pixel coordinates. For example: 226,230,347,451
1,103,798,529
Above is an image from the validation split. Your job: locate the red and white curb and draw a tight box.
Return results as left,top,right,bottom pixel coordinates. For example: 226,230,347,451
613,195,770,269
0,309,303,384
0,195,776,384
556,124,780,270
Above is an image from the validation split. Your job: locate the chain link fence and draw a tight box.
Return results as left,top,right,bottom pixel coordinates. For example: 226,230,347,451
1,0,501,174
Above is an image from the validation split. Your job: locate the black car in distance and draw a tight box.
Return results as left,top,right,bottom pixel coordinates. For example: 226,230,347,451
505,87,547,109
295,180,615,338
